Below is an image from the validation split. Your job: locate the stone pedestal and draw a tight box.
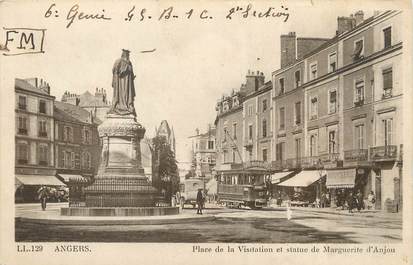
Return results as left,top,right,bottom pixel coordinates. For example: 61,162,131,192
84,114,158,207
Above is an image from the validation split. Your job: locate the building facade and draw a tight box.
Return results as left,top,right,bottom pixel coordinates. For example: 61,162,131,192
15,78,64,202
54,101,100,182
213,10,403,211
271,10,403,211
189,126,216,180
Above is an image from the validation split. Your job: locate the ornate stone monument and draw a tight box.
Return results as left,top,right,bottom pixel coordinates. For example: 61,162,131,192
61,50,179,216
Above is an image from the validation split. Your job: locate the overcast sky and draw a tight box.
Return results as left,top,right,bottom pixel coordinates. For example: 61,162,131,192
1,1,377,168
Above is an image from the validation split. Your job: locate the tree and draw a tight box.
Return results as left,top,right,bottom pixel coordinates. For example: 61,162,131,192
151,135,179,200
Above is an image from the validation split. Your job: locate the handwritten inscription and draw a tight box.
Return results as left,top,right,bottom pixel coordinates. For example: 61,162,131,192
2,28,45,56
43,3,291,28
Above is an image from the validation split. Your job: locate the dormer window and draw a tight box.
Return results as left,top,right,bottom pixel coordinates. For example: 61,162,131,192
383,26,392,49
279,78,285,94
310,63,318,80
353,39,364,61
294,70,301,88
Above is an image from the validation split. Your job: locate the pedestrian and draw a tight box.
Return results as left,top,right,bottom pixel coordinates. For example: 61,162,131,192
367,191,376,210
196,188,204,215
356,190,364,212
347,191,355,213
37,186,48,211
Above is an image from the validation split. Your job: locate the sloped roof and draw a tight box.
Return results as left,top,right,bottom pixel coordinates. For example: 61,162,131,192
54,101,100,125
78,91,109,107
15,78,53,98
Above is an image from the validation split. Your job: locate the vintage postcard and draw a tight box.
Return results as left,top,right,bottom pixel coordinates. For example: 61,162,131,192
0,0,412,264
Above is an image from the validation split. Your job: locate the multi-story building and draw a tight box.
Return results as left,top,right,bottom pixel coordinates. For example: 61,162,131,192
215,71,273,186
53,101,100,182
15,78,65,202
271,10,403,211
188,126,216,180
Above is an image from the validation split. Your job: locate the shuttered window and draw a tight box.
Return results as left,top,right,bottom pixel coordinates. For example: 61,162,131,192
383,27,391,49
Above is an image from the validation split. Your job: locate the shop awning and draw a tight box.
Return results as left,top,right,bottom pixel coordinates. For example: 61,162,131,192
15,174,66,186
278,170,326,187
326,169,356,189
271,171,294,184
58,174,87,182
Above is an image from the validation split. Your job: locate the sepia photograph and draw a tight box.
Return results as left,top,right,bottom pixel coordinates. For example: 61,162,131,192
1,1,412,265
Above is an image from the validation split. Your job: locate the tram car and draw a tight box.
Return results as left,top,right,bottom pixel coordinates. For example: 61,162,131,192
217,173,268,209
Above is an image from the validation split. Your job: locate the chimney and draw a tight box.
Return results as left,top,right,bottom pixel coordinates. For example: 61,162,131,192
280,32,296,68
336,16,355,35
354,10,364,26
195,128,200,136
243,70,265,95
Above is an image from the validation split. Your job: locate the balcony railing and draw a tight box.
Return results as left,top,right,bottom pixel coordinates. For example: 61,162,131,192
271,160,288,170
300,156,321,168
344,149,368,161
18,128,28,135
18,104,26,110
354,99,364,107
370,145,397,161
318,153,340,163
39,161,48,166
18,159,28,165
38,131,48,137
285,158,302,169
245,160,271,170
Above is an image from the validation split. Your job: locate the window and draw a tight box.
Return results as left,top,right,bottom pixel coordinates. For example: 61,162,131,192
71,152,75,169
279,107,285,130
248,105,253,116
279,78,285,94
309,135,317,157
383,27,392,49
64,126,73,142
295,70,301,88
276,143,285,161
353,39,364,61
248,125,253,140
232,149,236,163
295,102,301,125
223,150,228,163
262,148,268,162
223,127,227,142
310,63,318,80
208,140,214,150
18,116,28,135
295,138,301,158
18,96,26,110
382,67,393,98
310,97,318,119
328,89,337,114
328,52,337,72
383,118,393,146
38,120,47,137
82,152,91,169
262,119,267,137
39,100,46,114
232,123,237,139
354,80,365,106
328,130,337,154
262,99,267,112
354,124,365,149
39,145,48,166
17,143,28,164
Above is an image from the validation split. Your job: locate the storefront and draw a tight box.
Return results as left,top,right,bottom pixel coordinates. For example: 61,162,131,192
326,167,371,209
277,170,327,207
15,174,66,203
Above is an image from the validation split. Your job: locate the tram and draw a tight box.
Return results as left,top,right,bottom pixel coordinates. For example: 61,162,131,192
216,162,270,209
